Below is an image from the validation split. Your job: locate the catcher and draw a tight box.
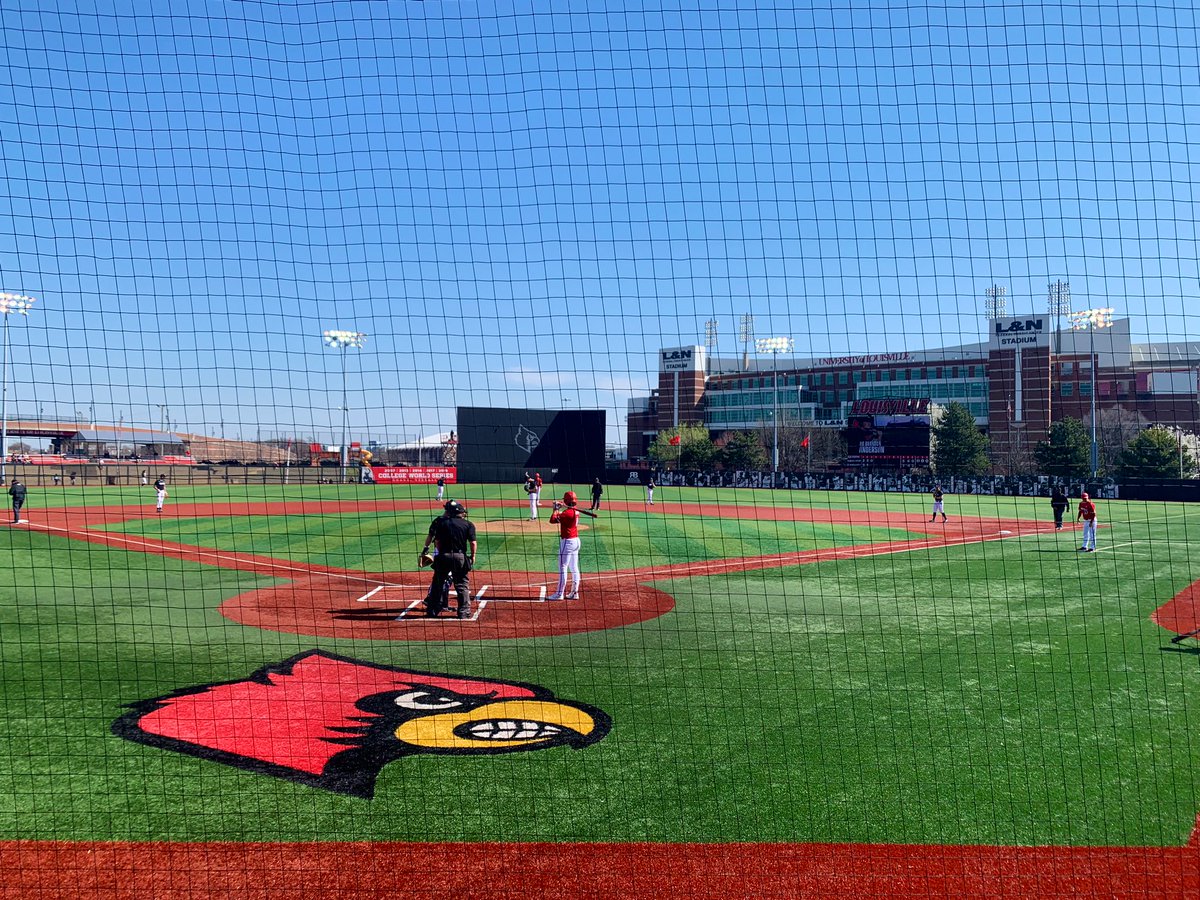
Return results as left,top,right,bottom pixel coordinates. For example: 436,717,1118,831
416,500,477,619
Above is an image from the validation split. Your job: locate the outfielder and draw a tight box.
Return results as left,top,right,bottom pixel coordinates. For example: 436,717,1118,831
547,490,598,600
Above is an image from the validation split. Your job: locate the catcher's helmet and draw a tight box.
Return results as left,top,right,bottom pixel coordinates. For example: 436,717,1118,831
443,500,467,516
562,491,578,505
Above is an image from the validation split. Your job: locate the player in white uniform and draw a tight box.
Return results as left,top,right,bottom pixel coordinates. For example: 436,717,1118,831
525,476,539,520
930,486,947,522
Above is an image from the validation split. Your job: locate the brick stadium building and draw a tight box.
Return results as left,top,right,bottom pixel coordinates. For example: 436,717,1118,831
627,316,1200,472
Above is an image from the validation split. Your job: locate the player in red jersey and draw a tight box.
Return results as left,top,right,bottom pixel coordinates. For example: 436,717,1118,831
1077,491,1098,552
547,490,598,600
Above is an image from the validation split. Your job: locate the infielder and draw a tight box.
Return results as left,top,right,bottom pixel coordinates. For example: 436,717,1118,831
930,485,947,522
547,490,598,600
154,475,168,513
1077,491,1098,552
646,479,656,506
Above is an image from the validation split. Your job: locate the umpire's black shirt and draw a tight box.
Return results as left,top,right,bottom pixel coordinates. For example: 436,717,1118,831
432,516,476,554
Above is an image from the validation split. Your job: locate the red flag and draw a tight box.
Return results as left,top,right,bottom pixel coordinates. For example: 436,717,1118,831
800,434,810,449
668,435,682,446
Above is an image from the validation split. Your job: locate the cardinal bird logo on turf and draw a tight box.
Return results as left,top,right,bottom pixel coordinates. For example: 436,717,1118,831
112,650,611,798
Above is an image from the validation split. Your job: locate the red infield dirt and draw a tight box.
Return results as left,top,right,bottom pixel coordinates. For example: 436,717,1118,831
9,496,1200,896
24,497,1063,642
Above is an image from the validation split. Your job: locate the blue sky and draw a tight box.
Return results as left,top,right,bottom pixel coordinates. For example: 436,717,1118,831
1,0,1198,445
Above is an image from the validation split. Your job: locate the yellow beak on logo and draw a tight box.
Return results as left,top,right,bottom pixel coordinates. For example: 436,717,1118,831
393,699,601,751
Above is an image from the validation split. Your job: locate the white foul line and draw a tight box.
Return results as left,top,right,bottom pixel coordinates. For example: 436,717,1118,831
1093,541,1142,552
23,521,400,587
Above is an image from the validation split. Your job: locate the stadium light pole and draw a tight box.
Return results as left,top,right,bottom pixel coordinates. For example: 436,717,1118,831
755,336,794,476
1047,280,1071,355
322,330,367,484
1068,307,1115,478
0,293,35,486
739,314,754,372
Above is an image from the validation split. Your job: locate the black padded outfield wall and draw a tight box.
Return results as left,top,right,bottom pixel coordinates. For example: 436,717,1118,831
456,407,606,485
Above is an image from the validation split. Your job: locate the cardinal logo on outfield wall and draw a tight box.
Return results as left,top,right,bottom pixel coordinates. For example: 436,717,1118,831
112,651,611,798
514,424,541,454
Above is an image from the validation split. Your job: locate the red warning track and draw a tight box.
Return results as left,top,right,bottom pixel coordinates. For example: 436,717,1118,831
2,838,1197,898
24,498,1056,642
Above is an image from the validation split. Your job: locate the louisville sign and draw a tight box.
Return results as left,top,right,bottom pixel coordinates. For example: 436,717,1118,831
817,352,911,367
850,398,931,416
113,651,611,798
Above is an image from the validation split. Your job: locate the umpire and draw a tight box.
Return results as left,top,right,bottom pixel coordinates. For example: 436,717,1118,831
421,500,477,619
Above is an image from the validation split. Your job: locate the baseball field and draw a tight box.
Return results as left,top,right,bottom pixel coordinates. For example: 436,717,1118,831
1,481,1199,895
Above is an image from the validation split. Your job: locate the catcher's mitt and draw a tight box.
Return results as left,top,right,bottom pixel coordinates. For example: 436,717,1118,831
418,551,435,569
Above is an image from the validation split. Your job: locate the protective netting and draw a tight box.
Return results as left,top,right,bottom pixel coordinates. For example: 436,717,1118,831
1,1,1199,895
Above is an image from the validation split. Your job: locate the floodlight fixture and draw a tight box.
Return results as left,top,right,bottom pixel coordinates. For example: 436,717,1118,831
984,284,1007,320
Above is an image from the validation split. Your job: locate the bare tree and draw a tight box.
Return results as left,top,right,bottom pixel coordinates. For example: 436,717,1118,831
1092,404,1149,474
766,425,846,471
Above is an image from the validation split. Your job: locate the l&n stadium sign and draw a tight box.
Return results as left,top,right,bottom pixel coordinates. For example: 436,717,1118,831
989,316,1050,350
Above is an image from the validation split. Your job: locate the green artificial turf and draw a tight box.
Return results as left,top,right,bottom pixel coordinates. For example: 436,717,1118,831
1,484,1198,847
95,509,916,573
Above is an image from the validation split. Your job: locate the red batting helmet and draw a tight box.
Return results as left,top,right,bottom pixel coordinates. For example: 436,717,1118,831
562,491,578,505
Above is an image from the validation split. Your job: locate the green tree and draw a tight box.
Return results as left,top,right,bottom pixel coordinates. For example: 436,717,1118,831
931,402,990,476
1033,418,1091,479
648,423,718,470
719,431,769,470
1115,426,1197,479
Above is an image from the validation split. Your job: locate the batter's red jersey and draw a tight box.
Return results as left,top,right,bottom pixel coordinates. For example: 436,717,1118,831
551,507,580,538
1078,499,1097,521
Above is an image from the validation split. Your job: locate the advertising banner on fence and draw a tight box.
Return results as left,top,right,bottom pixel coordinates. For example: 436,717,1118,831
371,466,457,485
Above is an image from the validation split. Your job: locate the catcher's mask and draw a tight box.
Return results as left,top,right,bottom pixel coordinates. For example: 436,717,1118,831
562,491,578,506
444,500,467,516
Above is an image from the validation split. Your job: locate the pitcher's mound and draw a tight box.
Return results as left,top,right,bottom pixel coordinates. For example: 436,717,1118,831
478,519,591,533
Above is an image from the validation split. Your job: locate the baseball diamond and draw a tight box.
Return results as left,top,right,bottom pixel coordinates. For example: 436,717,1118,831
1,481,1199,898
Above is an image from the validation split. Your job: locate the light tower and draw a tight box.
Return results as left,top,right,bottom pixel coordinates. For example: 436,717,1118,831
1067,307,1115,478
0,293,36,486
755,336,794,475
322,330,367,483
738,314,754,371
